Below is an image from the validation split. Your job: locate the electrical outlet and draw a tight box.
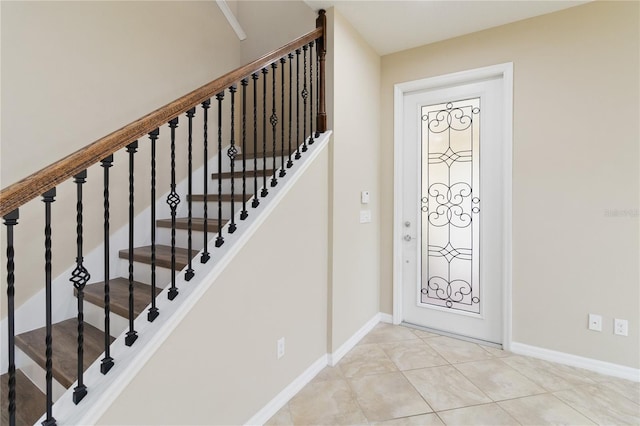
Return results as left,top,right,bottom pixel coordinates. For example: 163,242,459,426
614,319,628,336
588,314,602,332
277,337,285,359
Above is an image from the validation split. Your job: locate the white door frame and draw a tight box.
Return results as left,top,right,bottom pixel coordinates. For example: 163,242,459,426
392,63,514,350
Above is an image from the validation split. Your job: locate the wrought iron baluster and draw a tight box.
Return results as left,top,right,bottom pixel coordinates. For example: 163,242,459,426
302,44,309,152
42,188,56,426
100,155,114,374
228,85,238,233
71,171,89,404
315,40,321,138
147,129,160,322
215,92,225,247
287,53,294,168
261,68,268,197
251,73,260,208
295,49,301,160
279,57,287,178
201,101,211,263
309,41,315,146
167,118,180,300
270,62,278,187
185,108,196,280
240,78,249,219
125,142,138,346
4,209,18,426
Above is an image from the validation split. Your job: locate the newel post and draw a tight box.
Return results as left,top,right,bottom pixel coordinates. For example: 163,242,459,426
316,9,327,133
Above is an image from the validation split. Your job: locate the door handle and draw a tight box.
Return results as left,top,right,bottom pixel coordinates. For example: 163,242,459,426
404,234,414,242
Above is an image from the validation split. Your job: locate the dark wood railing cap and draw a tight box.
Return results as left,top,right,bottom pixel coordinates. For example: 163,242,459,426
0,26,322,217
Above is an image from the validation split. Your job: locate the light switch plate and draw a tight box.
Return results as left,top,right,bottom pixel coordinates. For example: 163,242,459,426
360,210,371,223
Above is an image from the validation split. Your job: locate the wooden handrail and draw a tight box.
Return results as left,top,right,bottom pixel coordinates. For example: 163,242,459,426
0,26,323,217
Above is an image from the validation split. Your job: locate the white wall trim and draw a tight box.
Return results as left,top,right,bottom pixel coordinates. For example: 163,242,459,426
216,0,247,41
39,132,332,426
244,354,328,426
246,311,393,424
511,342,640,383
392,63,514,349
328,313,381,366
379,313,393,324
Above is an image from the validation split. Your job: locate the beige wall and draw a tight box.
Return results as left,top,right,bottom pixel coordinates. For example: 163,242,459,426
98,146,329,425
237,1,316,64
0,1,242,316
380,1,639,368
327,9,382,351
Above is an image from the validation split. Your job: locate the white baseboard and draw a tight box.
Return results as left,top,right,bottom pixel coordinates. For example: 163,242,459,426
328,313,382,367
244,354,328,426
510,342,640,382
379,313,393,324
245,312,394,425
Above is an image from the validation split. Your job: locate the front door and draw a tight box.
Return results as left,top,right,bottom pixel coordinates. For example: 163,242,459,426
401,76,506,344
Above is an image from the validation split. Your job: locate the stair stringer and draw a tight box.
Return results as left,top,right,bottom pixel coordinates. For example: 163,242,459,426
38,131,331,425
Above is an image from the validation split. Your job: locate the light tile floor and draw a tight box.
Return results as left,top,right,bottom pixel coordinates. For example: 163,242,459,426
266,323,640,425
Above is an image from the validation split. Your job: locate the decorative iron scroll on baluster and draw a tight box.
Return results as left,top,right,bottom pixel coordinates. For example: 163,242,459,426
100,155,114,374
147,129,160,322
279,56,287,178
201,100,212,263
71,171,89,404
251,73,260,208
240,78,249,219
270,62,278,187
308,41,315,146
215,91,225,247
185,107,196,280
167,118,180,301
301,44,309,152
125,141,138,346
287,53,294,168
4,208,19,426
228,85,238,233
42,187,56,426
261,68,269,197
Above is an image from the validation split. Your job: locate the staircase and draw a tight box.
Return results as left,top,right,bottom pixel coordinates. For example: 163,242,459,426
0,151,289,424
0,10,328,425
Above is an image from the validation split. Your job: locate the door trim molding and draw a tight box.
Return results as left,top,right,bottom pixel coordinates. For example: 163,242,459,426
392,63,514,349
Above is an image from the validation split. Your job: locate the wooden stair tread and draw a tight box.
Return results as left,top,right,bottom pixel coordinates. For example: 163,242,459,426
188,193,253,202
213,169,275,179
80,278,161,319
119,245,192,270
157,217,228,232
1,369,46,426
15,318,114,389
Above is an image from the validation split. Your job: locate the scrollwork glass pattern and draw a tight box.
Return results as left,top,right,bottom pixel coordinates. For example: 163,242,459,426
421,99,481,313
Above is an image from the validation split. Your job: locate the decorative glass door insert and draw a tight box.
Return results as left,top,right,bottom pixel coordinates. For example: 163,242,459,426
421,98,481,314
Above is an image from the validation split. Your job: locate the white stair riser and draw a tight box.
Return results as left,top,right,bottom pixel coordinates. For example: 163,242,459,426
16,347,66,402
156,227,207,251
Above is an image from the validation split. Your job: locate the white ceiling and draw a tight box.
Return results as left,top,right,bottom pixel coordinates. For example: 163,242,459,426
304,0,590,55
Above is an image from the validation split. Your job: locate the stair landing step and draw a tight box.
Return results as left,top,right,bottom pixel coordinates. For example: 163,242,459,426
15,318,114,389
119,245,192,270
213,169,275,179
188,193,252,202
1,369,46,426
80,278,161,319
157,217,228,232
